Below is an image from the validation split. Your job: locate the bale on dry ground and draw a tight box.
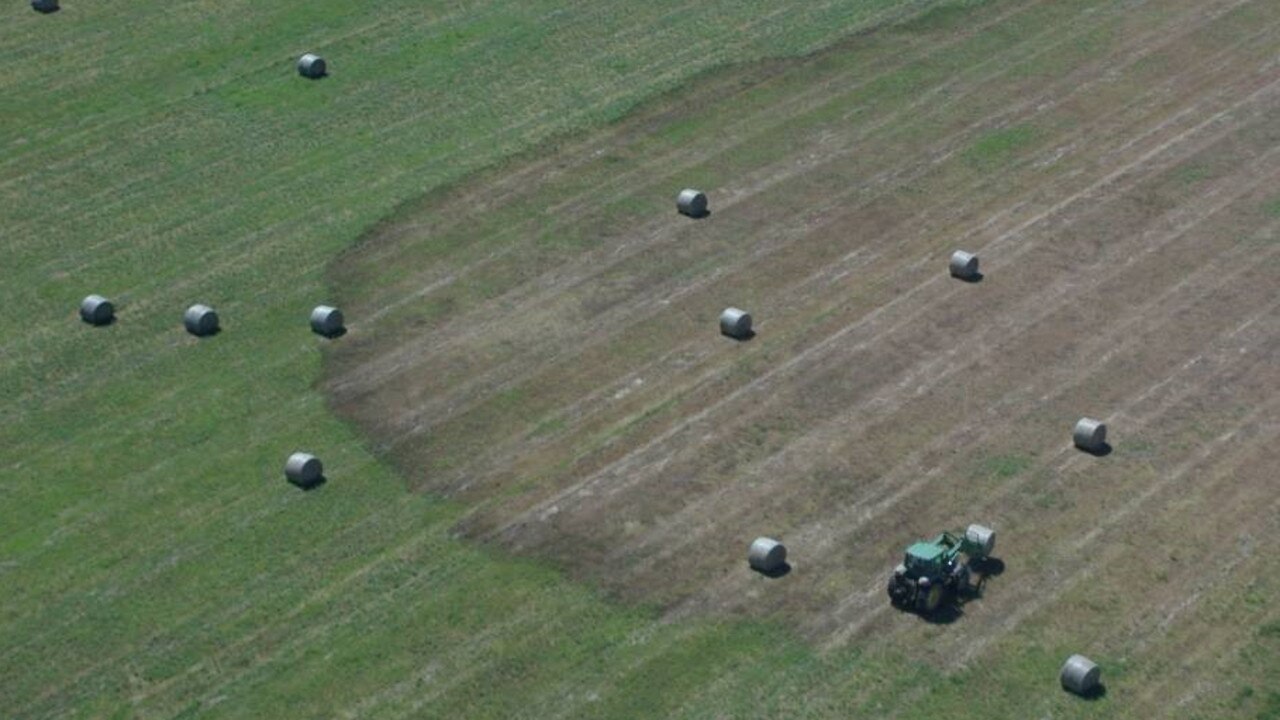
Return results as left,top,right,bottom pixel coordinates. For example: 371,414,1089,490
748,537,787,573
720,307,752,339
1073,417,1107,452
949,250,979,280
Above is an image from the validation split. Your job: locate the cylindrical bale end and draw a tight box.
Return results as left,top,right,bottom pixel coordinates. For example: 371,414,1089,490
80,295,114,326
310,305,345,337
949,250,979,280
748,537,787,573
183,304,220,337
297,53,326,78
1061,655,1101,695
965,524,996,558
720,307,752,339
32,0,59,12
676,188,708,218
285,452,323,486
1073,417,1107,451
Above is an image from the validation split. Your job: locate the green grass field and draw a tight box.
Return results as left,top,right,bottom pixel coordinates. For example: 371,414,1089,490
4,0,1278,717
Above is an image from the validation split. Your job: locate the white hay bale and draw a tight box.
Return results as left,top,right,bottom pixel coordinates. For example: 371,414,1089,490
1073,417,1107,452
285,452,323,486
676,189,708,218
310,305,344,337
32,0,58,12
720,307,752,339
183,304,219,337
964,524,995,559
748,537,787,573
1060,654,1101,695
297,53,326,79
80,295,114,326
949,250,979,280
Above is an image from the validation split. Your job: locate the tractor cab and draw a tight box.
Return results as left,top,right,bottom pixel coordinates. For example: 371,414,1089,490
903,541,946,578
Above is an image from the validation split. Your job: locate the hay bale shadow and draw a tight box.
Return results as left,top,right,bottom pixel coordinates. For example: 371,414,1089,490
289,474,327,491
1078,442,1113,457
751,561,791,578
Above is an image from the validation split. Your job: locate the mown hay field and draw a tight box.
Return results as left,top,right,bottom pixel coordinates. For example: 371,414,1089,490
4,0,1278,718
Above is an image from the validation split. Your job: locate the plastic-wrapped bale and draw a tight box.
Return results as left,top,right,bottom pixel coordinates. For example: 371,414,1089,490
310,305,345,337
32,0,59,12
80,295,114,326
297,53,326,79
676,189,708,218
964,524,995,559
1073,417,1107,452
285,452,323,487
183,304,220,337
950,250,979,280
1060,655,1101,695
720,307,752,339
748,537,787,574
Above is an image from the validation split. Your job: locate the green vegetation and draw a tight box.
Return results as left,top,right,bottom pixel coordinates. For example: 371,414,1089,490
4,0,1277,716
963,125,1041,169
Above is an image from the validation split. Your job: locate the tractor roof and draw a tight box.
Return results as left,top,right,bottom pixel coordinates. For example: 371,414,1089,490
906,541,945,562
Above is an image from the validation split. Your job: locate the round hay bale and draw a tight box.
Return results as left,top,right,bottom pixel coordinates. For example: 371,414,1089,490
748,537,787,573
676,189,708,218
949,250,979,280
964,524,995,559
1060,654,1101,695
310,305,344,337
720,307,752,339
183,304,219,337
1073,417,1107,452
285,452,323,486
297,53,326,79
31,0,59,12
80,295,114,326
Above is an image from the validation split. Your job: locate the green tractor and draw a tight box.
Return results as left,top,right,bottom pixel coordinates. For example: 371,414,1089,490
887,524,995,615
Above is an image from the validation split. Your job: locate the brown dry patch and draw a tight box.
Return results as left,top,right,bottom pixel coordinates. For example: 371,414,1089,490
325,0,1280,667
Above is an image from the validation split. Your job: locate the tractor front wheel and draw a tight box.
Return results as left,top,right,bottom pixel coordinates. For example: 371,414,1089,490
917,582,944,614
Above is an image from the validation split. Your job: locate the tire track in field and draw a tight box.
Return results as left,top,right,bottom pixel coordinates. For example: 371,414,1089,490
633,198,1280,610
437,16,1275,500
492,74,1280,543
822,307,1280,651
329,0,1189,407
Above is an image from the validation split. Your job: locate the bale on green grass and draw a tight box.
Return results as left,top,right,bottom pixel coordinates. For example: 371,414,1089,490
285,452,323,487
297,53,326,79
1060,655,1101,695
677,189,708,218
183,304,219,337
80,295,114,326
310,305,344,337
